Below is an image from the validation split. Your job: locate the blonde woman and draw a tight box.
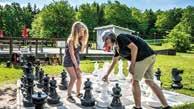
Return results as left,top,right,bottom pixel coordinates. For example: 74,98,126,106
64,21,88,103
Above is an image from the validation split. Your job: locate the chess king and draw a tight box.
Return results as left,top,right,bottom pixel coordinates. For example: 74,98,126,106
101,30,171,109
63,21,89,103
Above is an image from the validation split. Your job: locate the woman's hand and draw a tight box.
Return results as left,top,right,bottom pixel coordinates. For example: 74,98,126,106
75,65,82,74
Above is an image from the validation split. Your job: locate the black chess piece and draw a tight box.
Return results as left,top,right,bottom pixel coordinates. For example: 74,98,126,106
171,68,183,89
23,73,35,107
37,68,44,88
59,70,68,90
35,64,40,80
81,78,95,107
47,77,60,105
32,91,47,109
20,75,26,95
21,62,34,96
23,62,34,76
108,83,125,109
154,68,163,87
6,61,11,67
43,74,50,94
155,68,161,81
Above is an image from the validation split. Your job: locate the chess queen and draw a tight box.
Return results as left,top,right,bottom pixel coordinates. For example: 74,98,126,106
101,30,171,109
63,21,89,103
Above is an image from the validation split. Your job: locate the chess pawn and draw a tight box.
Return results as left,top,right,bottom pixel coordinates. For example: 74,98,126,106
126,61,132,81
59,70,68,90
109,83,125,109
43,74,50,94
96,81,110,108
47,77,61,105
34,65,40,80
37,68,44,88
92,61,99,76
116,59,126,80
155,68,161,81
81,78,95,107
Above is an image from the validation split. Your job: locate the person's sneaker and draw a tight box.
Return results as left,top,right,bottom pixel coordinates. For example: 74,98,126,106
67,96,76,103
162,106,172,109
132,106,142,109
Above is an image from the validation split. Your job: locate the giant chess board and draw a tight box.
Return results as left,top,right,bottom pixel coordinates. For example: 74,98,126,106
17,73,194,109
17,61,194,109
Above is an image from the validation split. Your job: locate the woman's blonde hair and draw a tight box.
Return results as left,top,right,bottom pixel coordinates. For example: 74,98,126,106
67,21,89,52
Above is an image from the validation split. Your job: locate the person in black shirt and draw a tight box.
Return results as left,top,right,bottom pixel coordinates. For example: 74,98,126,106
101,30,171,109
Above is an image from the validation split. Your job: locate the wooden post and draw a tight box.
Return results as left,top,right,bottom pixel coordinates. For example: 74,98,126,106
59,48,62,65
9,38,13,60
35,39,38,57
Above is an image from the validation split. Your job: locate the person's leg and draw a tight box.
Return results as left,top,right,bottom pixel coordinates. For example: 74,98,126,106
145,80,168,107
144,55,169,107
75,68,82,95
132,60,148,108
132,79,141,108
65,67,77,96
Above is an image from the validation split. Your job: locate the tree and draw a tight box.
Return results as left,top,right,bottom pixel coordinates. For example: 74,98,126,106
104,1,139,30
76,2,105,41
168,22,191,52
181,6,194,40
1,3,35,37
155,8,183,38
31,1,75,38
0,5,3,30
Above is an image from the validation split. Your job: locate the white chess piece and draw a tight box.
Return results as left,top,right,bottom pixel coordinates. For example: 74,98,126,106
126,61,132,80
94,61,111,92
116,59,126,80
92,61,99,76
96,81,110,108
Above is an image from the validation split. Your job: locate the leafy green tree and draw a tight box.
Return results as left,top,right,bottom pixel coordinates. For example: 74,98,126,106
168,22,191,52
104,1,139,30
155,8,183,38
142,9,157,38
1,3,36,37
181,6,194,39
76,2,105,41
31,1,75,38
0,5,3,30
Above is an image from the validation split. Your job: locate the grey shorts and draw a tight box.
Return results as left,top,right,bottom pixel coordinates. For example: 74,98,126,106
63,57,80,67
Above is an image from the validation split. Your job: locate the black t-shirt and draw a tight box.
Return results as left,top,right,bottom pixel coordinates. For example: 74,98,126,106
114,34,155,61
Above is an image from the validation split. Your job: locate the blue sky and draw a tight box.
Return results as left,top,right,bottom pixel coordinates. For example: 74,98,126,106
0,0,194,11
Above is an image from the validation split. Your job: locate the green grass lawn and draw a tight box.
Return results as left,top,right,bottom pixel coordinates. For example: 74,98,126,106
0,53,194,96
0,43,194,108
